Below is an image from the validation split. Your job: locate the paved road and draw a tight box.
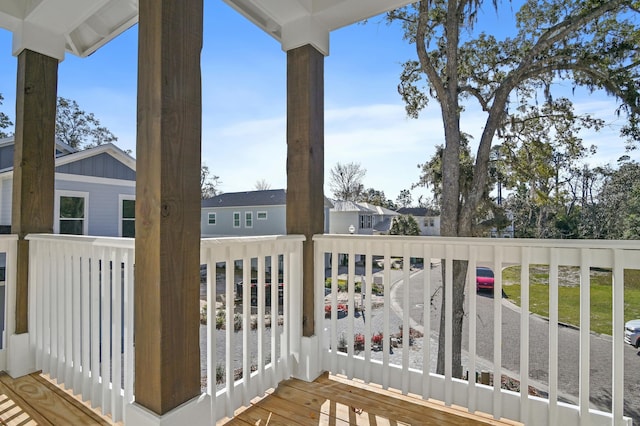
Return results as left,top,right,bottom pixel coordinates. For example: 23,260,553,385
392,265,640,422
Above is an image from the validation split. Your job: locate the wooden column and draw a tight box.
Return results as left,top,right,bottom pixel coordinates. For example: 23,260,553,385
11,49,58,334
286,44,325,337
135,0,203,415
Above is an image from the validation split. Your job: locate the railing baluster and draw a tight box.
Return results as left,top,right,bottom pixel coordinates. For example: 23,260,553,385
549,247,559,424
241,247,250,407
112,247,123,422
579,249,591,425
256,251,265,395
63,245,73,386
100,247,112,415
346,241,355,379
81,249,92,397
205,245,217,421
91,246,102,407
401,243,410,394
270,247,279,384
422,243,432,400
519,246,530,423
123,247,135,415
612,249,624,424
492,245,504,419
444,244,453,405
363,248,373,384
467,246,477,413
224,246,234,418
382,242,391,389
72,244,82,390
330,242,338,374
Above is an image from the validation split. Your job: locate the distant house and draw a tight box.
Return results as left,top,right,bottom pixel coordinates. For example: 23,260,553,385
0,137,136,237
329,201,399,235
396,207,441,236
201,189,333,237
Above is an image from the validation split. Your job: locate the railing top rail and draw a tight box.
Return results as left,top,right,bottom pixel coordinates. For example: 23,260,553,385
313,234,640,250
25,233,135,249
200,234,306,248
0,234,18,242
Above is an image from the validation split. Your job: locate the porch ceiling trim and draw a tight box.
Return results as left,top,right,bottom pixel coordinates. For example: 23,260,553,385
0,0,414,59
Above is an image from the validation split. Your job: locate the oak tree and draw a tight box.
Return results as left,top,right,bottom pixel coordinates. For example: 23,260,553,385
389,0,640,376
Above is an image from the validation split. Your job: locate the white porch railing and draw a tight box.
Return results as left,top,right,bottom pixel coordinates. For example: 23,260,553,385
0,234,18,370
18,233,640,425
27,233,135,423
200,235,304,421
314,235,640,426
24,234,305,424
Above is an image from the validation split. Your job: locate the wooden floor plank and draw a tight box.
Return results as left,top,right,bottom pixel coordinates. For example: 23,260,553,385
0,374,54,425
29,374,112,425
218,374,522,426
0,373,110,426
320,374,522,426
286,376,461,426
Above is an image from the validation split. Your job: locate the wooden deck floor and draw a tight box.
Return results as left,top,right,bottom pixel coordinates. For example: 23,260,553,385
218,373,523,426
0,372,112,425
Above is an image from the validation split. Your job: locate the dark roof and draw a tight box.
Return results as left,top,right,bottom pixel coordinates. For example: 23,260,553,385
397,207,440,216
202,189,286,208
373,217,392,232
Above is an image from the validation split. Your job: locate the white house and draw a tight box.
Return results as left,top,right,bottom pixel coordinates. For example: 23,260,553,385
396,207,441,236
329,200,399,235
0,137,136,237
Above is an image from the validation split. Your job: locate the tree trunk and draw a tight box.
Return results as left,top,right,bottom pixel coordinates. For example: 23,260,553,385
436,259,468,377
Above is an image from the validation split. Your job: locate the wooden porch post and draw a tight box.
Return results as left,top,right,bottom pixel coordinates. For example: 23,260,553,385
134,0,203,415
286,44,324,337
11,49,58,335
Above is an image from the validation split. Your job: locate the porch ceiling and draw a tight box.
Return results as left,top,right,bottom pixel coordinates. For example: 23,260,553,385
224,0,414,48
0,0,137,59
0,0,413,60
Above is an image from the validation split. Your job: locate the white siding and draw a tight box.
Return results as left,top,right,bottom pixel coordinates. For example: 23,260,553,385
329,211,360,234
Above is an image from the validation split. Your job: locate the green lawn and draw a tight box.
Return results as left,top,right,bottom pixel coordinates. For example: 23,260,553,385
502,266,640,335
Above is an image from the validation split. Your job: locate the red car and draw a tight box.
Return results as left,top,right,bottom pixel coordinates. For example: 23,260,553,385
476,266,494,291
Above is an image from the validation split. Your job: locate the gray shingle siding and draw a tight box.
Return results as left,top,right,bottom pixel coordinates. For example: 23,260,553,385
56,153,136,181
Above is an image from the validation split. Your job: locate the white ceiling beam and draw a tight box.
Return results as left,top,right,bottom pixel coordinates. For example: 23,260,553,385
13,21,66,60
281,15,329,55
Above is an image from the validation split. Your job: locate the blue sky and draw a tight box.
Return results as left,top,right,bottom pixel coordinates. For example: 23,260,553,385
0,2,635,203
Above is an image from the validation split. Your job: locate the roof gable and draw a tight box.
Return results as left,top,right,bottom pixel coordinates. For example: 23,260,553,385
0,138,136,181
202,189,287,208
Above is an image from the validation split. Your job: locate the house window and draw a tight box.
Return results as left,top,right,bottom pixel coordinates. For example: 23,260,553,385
245,212,253,228
233,212,240,228
359,215,372,229
57,192,88,235
121,198,135,237
208,212,216,225
257,211,267,220
428,218,435,227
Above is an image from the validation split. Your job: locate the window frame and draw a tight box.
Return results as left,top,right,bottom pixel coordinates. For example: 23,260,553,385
257,211,268,220
54,190,89,235
233,212,241,228
119,194,136,237
208,212,217,225
245,211,253,228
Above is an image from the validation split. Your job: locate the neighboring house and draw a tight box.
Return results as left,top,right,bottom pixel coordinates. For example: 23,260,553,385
0,137,136,237
201,189,333,237
396,207,441,236
329,201,399,235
